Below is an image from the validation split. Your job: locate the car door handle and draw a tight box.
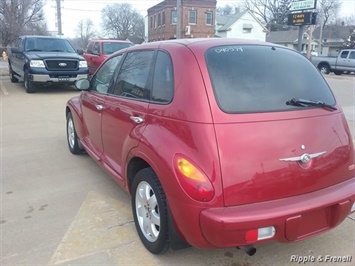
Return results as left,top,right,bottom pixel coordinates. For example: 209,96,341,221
96,104,104,111
130,116,144,124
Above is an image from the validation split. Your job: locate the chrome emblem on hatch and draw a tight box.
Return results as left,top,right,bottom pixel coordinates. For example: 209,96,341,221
279,151,326,163
59,63,67,67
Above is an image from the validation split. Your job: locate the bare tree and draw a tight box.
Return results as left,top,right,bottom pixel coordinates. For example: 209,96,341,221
101,3,144,40
242,0,292,31
335,15,355,27
317,0,342,29
342,29,355,49
76,19,96,50
217,4,240,16
0,0,47,46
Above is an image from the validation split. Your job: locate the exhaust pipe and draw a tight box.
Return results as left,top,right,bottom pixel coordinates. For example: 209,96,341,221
237,245,257,256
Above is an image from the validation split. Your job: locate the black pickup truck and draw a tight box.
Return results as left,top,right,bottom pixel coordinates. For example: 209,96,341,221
8,35,88,93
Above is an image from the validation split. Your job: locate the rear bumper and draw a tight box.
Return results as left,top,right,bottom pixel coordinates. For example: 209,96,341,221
200,177,355,248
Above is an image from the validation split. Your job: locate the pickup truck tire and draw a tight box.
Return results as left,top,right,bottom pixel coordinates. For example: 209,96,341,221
318,64,330,74
9,64,18,83
334,70,343,75
24,70,35,93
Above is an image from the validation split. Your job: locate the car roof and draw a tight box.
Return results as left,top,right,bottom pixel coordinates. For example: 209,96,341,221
119,38,285,54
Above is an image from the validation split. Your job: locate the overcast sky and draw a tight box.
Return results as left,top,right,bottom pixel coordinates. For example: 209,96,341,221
44,0,355,38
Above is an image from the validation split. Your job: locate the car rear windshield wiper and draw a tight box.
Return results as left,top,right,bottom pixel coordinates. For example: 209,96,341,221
286,98,337,111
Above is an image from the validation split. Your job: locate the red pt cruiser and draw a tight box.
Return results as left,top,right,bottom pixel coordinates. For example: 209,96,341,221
66,38,355,255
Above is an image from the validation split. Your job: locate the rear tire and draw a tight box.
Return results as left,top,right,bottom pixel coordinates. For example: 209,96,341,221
132,168,170,254
318,64,330,74
24,70,35,93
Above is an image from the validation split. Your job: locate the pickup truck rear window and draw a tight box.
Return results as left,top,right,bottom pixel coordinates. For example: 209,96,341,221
205,45,336,113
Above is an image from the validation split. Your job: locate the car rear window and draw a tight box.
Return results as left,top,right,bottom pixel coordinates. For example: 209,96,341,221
205,45,336,113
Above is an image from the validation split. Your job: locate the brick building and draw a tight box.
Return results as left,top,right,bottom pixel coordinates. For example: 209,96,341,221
147,0,217,42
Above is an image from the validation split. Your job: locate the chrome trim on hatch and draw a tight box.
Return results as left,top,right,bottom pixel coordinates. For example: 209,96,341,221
279,151,326,163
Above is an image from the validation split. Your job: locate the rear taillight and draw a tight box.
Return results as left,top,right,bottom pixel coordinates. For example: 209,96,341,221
245,226,276,242
174,155,214,202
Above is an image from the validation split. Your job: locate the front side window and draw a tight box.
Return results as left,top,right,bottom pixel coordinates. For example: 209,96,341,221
152,51,174,103
91,55,123,93
189,10,197,24
113,51,154,101
206,12,213,25
205,45,335,113
172,10,177,24
340,51,349,58
93,43,100,54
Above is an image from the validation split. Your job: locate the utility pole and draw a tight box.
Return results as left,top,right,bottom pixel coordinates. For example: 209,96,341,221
297,25,304,52
317,10,324,55
176,0,181,39
56,0,62,36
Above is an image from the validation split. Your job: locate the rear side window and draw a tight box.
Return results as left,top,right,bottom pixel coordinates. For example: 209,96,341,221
205,45,335,113
152,51,174,103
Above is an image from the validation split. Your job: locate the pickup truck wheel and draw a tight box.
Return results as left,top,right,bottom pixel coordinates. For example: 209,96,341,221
334,70,343,75
24,70,35,93
66,112,84,154
318,64,330,74
9,64,18,83
132,168,170,254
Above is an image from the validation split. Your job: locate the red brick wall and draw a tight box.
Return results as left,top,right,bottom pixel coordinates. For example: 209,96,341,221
147,0,216,42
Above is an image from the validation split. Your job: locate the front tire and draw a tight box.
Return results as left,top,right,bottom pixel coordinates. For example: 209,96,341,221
66,112,84,154
132,168,170,254
9,64,18,83
24,70,35,93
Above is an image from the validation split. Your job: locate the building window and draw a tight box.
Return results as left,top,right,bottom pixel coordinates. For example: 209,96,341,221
162,11,166,25
158,13,161,27
243,23,253,33
188,10,197,24
154,15,157,28
206,11,213,25
150,16,153,28
171,10,177,24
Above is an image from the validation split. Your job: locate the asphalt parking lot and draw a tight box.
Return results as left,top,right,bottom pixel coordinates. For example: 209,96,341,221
1,61,354,266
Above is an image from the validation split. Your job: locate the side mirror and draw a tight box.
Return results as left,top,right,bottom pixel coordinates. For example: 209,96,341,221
77,49,84,55
75,79,90,90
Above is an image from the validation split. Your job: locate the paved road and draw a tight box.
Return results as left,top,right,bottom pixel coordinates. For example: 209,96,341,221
1,64,354,265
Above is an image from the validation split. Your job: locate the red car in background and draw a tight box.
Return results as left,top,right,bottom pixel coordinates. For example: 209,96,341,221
66,38,355,255
83,39,133,75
